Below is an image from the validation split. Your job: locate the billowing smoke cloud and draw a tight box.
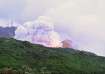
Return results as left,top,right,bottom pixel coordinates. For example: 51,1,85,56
14,16,62,47
43,0,105,56
0,0,105,56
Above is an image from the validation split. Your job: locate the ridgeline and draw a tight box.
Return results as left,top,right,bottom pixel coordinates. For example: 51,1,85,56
0,38,105,74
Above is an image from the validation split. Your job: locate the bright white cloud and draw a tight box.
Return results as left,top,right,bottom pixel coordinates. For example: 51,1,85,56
14,16,62,47
0,0,105,56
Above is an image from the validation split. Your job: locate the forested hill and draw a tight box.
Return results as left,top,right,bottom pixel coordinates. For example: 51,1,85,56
0,38,105,74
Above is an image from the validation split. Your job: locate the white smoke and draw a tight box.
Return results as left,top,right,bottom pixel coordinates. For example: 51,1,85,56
11,0,105,56
14,16,62,47
43,0,105,56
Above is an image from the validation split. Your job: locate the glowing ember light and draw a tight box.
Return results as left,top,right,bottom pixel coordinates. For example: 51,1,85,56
62,39,73,48
14,16,62,47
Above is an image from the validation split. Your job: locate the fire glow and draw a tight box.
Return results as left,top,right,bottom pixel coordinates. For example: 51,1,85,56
14,16,72,48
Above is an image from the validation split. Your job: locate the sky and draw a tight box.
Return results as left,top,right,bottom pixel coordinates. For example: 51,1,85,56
0,0,105,56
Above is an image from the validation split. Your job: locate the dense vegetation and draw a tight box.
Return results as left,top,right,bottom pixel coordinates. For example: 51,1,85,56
0,38,105,74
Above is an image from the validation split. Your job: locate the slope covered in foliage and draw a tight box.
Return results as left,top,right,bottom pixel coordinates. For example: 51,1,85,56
0,38,105,74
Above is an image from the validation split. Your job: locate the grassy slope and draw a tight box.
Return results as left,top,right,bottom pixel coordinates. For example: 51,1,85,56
0,38,105,74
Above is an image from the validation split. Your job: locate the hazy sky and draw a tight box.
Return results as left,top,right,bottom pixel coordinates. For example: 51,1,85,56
0,0,67,21
0,0,105,56
0,0,104,20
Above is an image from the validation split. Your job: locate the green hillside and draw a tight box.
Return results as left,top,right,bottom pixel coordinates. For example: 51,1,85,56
0,38,105,74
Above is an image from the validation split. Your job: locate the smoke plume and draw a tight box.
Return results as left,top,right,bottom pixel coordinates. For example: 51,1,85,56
14,16,62,47
43,1,105,56
12,0,105,56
